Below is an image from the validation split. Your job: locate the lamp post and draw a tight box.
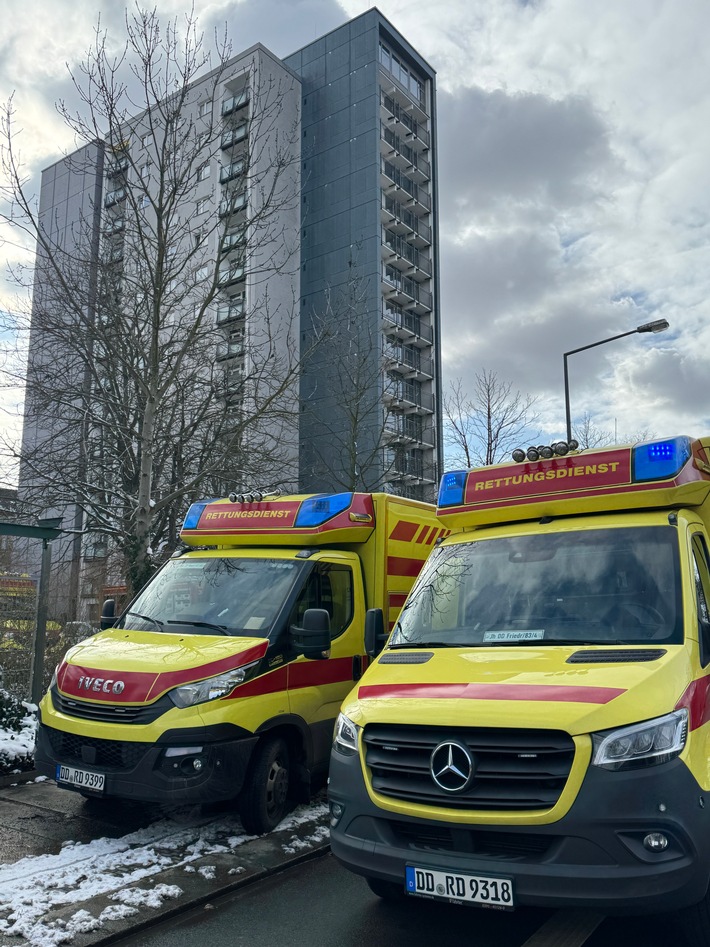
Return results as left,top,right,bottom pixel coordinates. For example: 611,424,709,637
563,319,669,443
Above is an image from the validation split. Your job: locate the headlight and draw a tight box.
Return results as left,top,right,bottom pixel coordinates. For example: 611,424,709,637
169,663,257,709
333,712,360,756
591,709,688,771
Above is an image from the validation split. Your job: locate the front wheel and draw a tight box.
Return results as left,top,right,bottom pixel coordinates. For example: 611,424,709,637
679,890,710,947
239,736,291,835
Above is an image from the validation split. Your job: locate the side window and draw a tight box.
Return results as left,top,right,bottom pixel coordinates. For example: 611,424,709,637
291,563,354,640
691,534,710,666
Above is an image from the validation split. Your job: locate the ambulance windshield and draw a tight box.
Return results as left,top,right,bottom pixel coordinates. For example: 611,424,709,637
119,557,305,637
390,526,683,648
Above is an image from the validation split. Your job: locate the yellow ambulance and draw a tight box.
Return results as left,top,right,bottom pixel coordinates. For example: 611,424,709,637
34,491,442,833
329,437,710,941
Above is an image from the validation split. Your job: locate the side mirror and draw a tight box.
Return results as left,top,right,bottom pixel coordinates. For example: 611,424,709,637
291,608,331,660
100,598,116,630
365,608,386,658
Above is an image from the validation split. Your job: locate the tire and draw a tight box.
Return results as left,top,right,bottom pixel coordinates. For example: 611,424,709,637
366,876,405,901
680,892,710,947
239,736,291,835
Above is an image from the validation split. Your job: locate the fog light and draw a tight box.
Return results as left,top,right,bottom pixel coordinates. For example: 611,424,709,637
512,449,526,463
193,757,204,772
643,832,668,852
526,447,540,461
329,801,345,827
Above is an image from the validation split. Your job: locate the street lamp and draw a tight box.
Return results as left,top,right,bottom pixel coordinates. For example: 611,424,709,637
563,319,669,443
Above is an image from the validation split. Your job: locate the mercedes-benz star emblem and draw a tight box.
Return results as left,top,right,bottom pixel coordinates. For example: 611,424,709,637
430,740,475,793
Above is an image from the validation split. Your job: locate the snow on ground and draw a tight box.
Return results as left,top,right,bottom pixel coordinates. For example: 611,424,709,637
0,694,37,775
0,800,329,946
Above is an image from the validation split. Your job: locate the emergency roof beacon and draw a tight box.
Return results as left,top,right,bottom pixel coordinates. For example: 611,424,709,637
34,492,443,834
329,437,710,944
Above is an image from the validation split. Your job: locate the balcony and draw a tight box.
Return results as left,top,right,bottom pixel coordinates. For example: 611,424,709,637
384,449,437,484
382,301,433,346
221,123,248,150
380,159,431,212
106,155,129,178
216,337,245,360
220,158,245,184
218,260,245,287
384,414,434,447
385,378,434,415
380,124,430,183
217,296,245,324
221,90,249,117
380,194,431,247
104,187,127,208
384,343,433,380
219,191,247,218
221,230,246,254
382,229,431,279
380,92,430,149
382,265,432,314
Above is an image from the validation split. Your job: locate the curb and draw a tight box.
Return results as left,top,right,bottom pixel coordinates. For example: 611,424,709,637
0,769,39,789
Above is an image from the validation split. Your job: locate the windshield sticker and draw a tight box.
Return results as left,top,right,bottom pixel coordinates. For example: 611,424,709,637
483,630,545,642
245,617,267,629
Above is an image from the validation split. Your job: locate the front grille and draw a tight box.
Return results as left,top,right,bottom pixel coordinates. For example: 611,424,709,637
364,724,575,811
391,821,553,860
52,686,170,724
45,726,149,770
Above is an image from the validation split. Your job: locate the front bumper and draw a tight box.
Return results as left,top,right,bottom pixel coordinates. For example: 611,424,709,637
328,749,710,914
35,716,257,804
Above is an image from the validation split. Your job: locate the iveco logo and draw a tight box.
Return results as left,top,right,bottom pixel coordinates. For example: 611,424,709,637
430,740,475,793
77,676,125,695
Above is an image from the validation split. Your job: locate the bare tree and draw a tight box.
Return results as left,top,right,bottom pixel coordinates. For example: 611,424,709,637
573,413,654,450
443,370,539,469
0,9,308,606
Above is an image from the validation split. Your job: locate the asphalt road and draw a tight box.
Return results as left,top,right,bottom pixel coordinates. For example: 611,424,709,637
111,850,682,947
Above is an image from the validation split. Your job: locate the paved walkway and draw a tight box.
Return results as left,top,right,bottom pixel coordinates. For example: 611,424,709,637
0,773,330,946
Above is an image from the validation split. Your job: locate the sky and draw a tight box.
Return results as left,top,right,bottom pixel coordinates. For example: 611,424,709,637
1,0,709,477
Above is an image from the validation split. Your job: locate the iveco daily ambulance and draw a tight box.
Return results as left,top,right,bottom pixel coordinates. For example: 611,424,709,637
329,437,710,942
34,491,442,834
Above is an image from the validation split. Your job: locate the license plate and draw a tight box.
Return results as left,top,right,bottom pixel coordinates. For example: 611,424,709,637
56,764,105,793
405,864,514,909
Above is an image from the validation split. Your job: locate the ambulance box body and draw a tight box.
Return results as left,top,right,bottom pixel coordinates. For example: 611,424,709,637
34,492,441,834
329,437,710,941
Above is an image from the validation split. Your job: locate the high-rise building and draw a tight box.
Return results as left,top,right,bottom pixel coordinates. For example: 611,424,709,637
18,9,441,621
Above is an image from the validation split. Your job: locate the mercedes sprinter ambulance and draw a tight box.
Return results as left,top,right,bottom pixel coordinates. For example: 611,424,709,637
329,437,710,942
34,491,442,834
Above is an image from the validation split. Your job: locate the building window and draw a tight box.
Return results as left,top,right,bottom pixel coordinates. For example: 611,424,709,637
141,133,150,148
196,265,211,281
197,161,211,182
140,162,152,180
198,100,212,118
193,230,205,249
139,194,150,210
196,196,210,215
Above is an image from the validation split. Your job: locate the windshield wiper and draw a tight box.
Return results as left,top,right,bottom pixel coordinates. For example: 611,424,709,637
388,640,460,649
125,610,164,631
166,619,229,635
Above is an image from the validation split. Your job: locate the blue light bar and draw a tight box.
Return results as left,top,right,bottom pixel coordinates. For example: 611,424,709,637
632,437,692,483
438,470,467,508
294,493,353,528
182,498,221,531
183,502,207,530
